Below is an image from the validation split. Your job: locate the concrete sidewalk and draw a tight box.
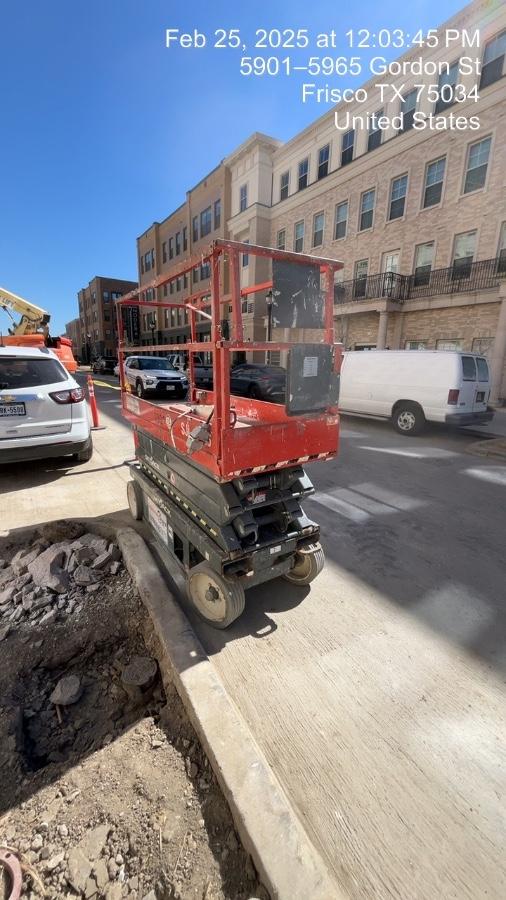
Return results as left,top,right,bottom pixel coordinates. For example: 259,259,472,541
470,406,506,437
0,407,134,533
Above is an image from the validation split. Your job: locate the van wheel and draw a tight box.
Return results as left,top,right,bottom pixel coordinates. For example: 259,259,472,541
392,402,425,436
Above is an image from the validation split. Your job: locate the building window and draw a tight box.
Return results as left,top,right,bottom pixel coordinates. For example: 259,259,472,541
367,110,383,152
341,129,354,166
388,174,408,220
298,158,309,190
480,30,506,89
280,171,289,201
334,201,348,240
312,212,325,247
151,249,155,268
435,62,459,113
214,199,221,229
472,337,494,357
497,222,506,274
452,230,476,278
192,216,199,242
354,259,368,298
405,340,427,350
463,136,491,194
183,273,188,288
176,277,182,291
318,145,330,179
163,283,168,297
239,184,248,212
169,282,174,295
423,157,446,208
200,206,212,237
169,237,174,260
175,232,181,255
294,220,304,253
162,241,167,263
413,242,434,286
103,291,110,302
183,226,188,251
359,189,375,231
242,240,249,268
400,88,417,131
144,252,151,272
277,229,286,250
200,261,210,279
193,267,199,284
436,339,463,350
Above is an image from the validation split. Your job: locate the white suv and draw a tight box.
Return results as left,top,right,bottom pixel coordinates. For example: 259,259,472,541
0,346,92,464
124,356,188,399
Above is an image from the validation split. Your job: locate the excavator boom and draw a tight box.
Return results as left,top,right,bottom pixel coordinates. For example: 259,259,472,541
0,285,50,335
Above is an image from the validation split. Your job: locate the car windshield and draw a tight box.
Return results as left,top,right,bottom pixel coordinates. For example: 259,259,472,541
137,358,175,371
0,357,67,388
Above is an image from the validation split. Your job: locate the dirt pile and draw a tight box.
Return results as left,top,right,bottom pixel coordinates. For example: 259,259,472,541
0,524,267,900
0,524,122,639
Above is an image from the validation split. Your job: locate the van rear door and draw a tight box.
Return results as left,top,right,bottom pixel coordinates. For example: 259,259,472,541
474,357,490,409
460,355,489,411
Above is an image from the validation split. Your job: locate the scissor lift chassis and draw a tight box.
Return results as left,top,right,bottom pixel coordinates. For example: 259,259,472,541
128,461,323,627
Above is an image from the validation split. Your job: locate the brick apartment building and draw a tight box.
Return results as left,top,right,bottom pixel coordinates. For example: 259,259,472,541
74,276,137,363
64,317,82,359
135,0,506,400
137,163,230,349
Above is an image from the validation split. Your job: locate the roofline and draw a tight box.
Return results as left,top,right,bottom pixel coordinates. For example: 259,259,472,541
224,132,282,166
272,0,488,156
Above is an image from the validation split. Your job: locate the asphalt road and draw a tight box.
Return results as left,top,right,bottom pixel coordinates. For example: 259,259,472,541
74,374,506,898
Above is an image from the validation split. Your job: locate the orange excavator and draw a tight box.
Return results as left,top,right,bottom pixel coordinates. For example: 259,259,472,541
0,285,77,373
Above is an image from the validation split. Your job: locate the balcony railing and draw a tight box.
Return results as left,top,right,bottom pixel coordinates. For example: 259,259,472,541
334,256,506,306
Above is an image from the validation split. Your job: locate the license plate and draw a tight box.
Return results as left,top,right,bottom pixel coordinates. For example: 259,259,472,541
0,403,26,417
165,385,175,391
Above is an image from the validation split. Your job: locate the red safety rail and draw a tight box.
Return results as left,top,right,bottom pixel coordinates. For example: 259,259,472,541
115,240,343,483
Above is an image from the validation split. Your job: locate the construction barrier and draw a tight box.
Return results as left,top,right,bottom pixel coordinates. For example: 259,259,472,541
86,374,100,428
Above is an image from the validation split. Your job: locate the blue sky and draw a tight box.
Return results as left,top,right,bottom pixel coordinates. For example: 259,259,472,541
0,0,464,335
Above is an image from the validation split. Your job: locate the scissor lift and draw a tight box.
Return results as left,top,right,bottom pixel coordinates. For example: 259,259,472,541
116,240,342,628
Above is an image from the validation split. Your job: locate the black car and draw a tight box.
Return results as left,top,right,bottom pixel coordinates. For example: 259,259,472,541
92,357,117,375
230,364,286,403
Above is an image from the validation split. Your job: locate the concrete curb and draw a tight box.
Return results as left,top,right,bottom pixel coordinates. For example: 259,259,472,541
117,526,342,900
466,437,506,460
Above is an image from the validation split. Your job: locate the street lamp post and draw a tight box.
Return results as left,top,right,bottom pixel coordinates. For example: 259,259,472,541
149,315,156,355
265,290,273,364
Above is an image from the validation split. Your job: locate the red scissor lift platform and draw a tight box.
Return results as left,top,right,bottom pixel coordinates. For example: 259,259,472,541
117,240,342,628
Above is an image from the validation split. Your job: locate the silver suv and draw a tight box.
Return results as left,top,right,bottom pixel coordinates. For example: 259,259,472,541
124,356,188,399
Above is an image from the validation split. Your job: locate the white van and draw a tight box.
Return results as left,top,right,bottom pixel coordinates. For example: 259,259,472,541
339,350,494,435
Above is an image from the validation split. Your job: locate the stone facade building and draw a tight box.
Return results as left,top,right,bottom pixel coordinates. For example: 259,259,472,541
136,0,506,400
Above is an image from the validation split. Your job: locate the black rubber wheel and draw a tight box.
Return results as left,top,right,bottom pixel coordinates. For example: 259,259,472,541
135,380,145,399
73,438,93,464
392,402,425,436
283,543,325,585
188,563,245,629
127,480,143,521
